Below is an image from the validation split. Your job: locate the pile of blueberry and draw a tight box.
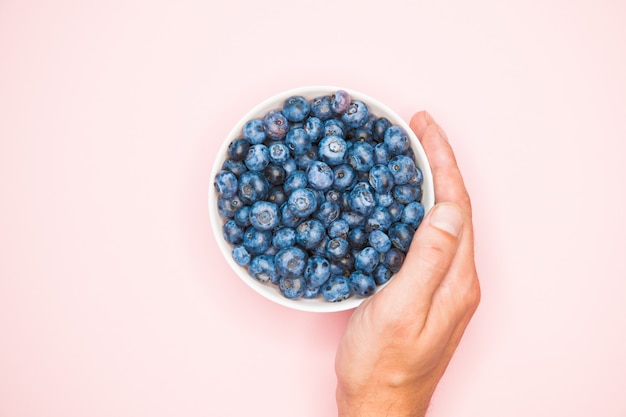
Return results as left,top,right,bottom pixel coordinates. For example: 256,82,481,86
214,90,425,302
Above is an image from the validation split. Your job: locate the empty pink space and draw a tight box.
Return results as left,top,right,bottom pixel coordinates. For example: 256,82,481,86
1,1,625,416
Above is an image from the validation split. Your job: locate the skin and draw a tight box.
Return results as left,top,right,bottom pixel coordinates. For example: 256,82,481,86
335,111,481,417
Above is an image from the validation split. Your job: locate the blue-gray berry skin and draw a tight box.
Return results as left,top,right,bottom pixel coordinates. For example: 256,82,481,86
279,275,306,299
348,141,375,172
267,186,287,206
303,284,321,299
374,191,394,208
332,164,356,191
384,125,410,155
318,135,348,166
373,264,392,285
218,195,244,219
388,223,415,252
386,201,404,223
264,163,286,186
368,230,392,253
383,247,406,273
348,127,373,144
315,201,341,227
368,164,395,193
232,245,251,266
237,171,269,205
366,207,392,232
275,247,308,278
304,117,324,142
288,187,318,218
249,201,280,231
234,205,251,227
283,170,308,194
373,117,392,141
243,119,267,144
223,220,244,245
244,144,270,171
349,182,376,216
307,160,334,190
326,237,350,260
222,159,247,177
279,202,303,228
286,127,312,156
228,138,251,161
347,226,368,250
272,227,296,249
341,211,366,228
311,95,333,120
349,271,376,297
388,155,417,185
392,184,421,205
242,227,272,255
373,142,391,165
321,275,352,302
263,110,290,140
296,146,319,171
327,219,350,239
282,95,310,122
268,142,290,164
214,170,238,199
402,202,425,228
330,90,351,114
248,255,277,283
305,255,331,288
341,100,370,129
355,247,380,273
324,118,345,138
296,219,326,249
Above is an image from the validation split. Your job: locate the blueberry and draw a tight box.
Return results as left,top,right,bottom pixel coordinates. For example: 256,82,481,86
348,127,372,143
315,201,341,226
311,234,330,257
286,127,312,156
244,144,270,171
348,141,375,172
368,164,395,193
307,160,334,190
234,205,251,227
228,138,251,161
248,255,277,283
373,117,391,141
374,191,394,208
296,219,326,249
325,189,342,204
304,116,324,142
402,202,425,228
330,90,351,114
392,184,421,205
318,135,348,166
238,171,269,205
282,95,310,122
304,255,331,288
322,220,346,241
373,142,391,164
368,229,392,253
249,201,280,231
388,155,417,185
275,246,308,277
267,186,287,206
324,118,345,138
272,227,296,249
347,226,368,250
282,158,297,177
349,271,376,297
310,95,333,120
373,264,392,285
334,252,355,272
355,247,380,273
388,222,415,252
296,146,318,170
222,219,244,244
263,110,290,140
366,207,392,232
303,284,321,299
268,142,290,164
383,247,405,273
218,194,244,218
287,187,318,218
242,227,272,255
222,159,247,177
321,275,351,302
243,119,266,144
341,100,370,128
384,125,410,155
349,182,376,216
232,245,251,266
341,211,366,228
283,170,308,194
326,237,350,260
214,170,238,198
387,201,404,223
332,164,357,190
279,202,303,228
279,275,306,299
263,163,286,186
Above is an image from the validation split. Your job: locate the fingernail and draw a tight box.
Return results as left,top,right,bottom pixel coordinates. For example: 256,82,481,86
424,111,435,123
430,203,463,237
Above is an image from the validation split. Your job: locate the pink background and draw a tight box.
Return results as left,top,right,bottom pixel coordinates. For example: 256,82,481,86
1,1,625,416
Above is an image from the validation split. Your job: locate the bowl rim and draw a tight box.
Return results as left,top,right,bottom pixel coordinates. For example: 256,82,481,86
208,85,434,313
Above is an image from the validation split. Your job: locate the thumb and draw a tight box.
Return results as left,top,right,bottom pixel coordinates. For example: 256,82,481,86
386,203,464,308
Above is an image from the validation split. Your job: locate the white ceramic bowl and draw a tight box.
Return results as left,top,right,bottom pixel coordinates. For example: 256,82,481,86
209,86,434,313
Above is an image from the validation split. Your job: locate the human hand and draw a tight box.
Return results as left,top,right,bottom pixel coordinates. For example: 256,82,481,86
335,111,481,417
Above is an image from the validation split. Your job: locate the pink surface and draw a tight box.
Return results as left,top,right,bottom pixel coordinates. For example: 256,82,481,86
1,1,625,416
